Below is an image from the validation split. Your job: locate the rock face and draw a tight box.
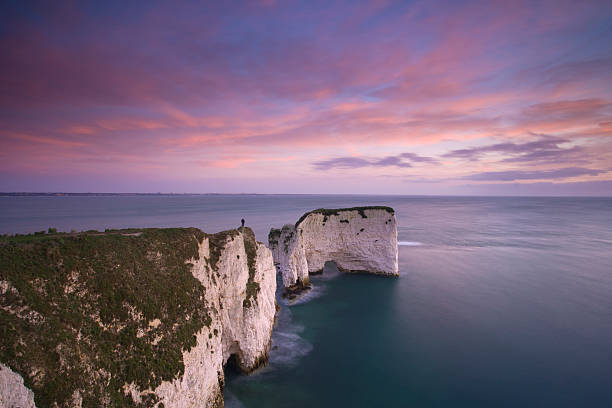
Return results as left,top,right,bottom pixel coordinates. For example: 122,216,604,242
0,227,276,408
0,363,35,408
269,207,398,291
268,225,309,289
152,228,277,408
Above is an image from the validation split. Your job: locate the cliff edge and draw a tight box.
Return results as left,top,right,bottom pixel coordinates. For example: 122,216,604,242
269,206,398,293
0,227,276,407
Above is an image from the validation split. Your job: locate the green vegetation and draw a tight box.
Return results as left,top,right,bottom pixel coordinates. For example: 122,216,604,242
267,228,281,247
241,228,260,308
295,206,395,227
0,228,211,407
204,227,260,309
207,229,240,272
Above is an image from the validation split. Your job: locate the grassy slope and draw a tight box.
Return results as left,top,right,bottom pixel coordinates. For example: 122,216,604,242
0,228,228,407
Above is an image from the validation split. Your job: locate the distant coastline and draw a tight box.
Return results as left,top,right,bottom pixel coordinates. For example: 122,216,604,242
2,192,611,198
0,192,266,197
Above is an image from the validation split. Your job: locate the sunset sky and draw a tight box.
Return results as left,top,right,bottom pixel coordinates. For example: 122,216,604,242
1,0,612,195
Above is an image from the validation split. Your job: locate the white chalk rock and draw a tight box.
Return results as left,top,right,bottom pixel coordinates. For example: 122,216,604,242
269,207,398,289
0,363,36,408
132,228,277,408
268,225,309,288
0,228,276,408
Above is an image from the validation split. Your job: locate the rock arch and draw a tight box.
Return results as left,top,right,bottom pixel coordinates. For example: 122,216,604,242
268,207,398,293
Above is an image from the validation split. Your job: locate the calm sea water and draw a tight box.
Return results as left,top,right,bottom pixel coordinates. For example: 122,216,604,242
2,195,612,407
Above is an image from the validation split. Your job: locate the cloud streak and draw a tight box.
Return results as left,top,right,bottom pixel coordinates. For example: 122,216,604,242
313,152,437,170
0,1,611,193
462,167,606,181
443,136,584,164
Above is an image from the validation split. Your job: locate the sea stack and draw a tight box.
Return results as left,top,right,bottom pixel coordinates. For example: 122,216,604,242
269,206,398,294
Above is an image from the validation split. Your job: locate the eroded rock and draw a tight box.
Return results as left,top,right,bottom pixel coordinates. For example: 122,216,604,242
0,227,276,407
269,207,398,291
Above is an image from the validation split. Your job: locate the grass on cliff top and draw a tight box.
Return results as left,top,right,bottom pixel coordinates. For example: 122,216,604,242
295,206,395,227
0,227,213,407
240,228,260,308
205,227,260,309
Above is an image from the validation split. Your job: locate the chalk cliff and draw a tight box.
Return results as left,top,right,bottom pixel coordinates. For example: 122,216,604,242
0,227,276,407
268,224,309,290
0,363,35,408
269,207,398,291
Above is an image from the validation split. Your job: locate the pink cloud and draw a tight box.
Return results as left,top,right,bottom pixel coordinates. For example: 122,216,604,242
1,0,611,192
3,132,88,148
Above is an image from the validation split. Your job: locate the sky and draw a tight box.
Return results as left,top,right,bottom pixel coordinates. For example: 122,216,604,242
1,0,612,195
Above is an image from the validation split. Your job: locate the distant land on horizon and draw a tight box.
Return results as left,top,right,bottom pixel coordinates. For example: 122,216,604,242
2,192,612,198
0,192,264,197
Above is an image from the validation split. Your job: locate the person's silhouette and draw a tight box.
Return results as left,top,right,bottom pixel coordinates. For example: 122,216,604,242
241,218,245,228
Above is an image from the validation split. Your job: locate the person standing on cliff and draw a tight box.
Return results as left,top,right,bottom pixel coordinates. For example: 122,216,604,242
241,218,245,228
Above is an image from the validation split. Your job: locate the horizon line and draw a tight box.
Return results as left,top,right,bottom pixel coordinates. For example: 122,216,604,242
1,192,611,198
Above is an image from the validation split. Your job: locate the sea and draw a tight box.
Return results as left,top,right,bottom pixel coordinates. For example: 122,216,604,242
1,194,612,407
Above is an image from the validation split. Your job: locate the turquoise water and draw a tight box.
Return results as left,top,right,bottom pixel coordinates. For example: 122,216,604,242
2,195,612,407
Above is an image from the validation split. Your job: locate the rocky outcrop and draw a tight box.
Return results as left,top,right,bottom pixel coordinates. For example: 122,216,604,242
268,225,309,290
0,363,35,408
269,207,398,291
151,228,277,408
0,227,276,408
